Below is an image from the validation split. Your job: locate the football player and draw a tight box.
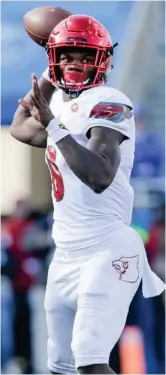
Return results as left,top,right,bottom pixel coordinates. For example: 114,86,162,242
10,14,165,375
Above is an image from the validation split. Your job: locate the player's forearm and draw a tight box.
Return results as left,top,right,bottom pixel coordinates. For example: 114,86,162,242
56,135,113,193
10,122,47,148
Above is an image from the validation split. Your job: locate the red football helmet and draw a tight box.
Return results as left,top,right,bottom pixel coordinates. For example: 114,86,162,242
46,14,115,92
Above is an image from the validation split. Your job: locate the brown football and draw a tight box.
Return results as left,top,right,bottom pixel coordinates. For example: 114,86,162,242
23,6,72,47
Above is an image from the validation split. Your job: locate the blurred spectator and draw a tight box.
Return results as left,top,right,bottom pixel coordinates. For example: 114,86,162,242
146,203,165,277
131,104,164,231
146,203,165,373
1,226,15,373
2,198,53,373
128,204,165,374
132,104,164,179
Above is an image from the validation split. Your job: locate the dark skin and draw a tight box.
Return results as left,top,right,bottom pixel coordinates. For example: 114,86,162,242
11,70,122,194
10,49,123,194
58,47,97,84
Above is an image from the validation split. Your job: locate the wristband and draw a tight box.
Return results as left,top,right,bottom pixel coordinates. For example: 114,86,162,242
46,118,70,143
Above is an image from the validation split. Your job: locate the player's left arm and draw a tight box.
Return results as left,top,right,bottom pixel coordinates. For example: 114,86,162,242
56,127,123,193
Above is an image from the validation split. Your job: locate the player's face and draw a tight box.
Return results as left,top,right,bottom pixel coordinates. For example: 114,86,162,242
57,47,97,84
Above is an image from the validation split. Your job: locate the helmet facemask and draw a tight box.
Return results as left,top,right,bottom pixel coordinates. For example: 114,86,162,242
46,44,113,92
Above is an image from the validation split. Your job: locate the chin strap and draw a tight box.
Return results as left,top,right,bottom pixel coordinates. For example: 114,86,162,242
60,87,83,98
58,77,93,98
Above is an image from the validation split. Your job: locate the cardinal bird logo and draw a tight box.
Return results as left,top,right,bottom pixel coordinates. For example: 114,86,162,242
112,255,139,283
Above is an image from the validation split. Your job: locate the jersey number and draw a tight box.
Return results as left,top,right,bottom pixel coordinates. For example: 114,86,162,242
46,147,64,202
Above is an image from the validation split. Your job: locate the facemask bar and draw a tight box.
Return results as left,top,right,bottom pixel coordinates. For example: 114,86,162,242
46,44,113,90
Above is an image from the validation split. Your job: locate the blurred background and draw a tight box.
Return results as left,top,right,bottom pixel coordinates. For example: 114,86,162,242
1,1,165,374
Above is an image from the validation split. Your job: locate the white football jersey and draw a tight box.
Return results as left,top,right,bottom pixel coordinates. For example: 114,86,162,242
46,85,135,250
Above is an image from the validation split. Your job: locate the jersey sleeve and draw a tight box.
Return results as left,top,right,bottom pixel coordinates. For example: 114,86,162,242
84,95,134,139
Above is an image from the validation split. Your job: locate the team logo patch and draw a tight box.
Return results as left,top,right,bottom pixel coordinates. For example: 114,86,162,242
71,103,79,112
89,102,132,122
112,255,139,283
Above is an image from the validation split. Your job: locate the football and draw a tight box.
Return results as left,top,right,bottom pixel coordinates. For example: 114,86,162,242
23,6,72,47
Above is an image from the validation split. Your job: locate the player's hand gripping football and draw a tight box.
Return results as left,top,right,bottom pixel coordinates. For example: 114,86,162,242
19,73,54,127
